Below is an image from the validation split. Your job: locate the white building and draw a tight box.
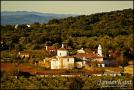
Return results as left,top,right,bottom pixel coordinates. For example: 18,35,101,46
17,51,29,59
49,44,104,69
57,44,68,57
77,48,85,53
97,44,102,57
51,58,60,69
51,44,74,69
27,24,31,27
74,44,104,68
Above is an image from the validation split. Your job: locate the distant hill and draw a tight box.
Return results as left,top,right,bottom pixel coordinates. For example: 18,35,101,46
1,11,78,25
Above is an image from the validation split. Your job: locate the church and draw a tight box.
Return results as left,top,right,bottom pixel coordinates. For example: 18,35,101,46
74,44,105,68
50,44,74,69
44,44,105,69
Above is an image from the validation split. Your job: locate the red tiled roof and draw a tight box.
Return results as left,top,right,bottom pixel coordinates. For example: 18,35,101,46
46,46,56,51
73,53,102,59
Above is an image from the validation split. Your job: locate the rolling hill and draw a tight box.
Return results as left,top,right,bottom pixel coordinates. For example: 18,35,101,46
1,11,78,25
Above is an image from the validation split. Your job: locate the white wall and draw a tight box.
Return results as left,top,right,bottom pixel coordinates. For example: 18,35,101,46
57,50,68,57
102,64,105,67
51,59,59,69
77,48,85,53
97,44,102,56
63,58,74,69
95,58,103,62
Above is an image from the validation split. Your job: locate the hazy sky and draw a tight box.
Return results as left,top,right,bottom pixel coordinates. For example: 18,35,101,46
1,1,133,15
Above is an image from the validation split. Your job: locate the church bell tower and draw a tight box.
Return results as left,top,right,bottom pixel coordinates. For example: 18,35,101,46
97,44,102,57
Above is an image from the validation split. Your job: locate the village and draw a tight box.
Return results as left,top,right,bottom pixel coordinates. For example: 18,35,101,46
14,43,133,77
1,1,133,89
1,24,133,77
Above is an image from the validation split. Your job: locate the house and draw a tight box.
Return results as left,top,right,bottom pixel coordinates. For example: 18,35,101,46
45,45,57,53
50,44,74,69
74,53,103,62
27,24,31,27
74,44,104,68
77,48,85,53
38,58,50,68
44,44,104,69
17,51,30,59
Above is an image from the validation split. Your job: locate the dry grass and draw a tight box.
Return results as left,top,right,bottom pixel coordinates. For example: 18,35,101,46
105,67,122,72
1,63,16,72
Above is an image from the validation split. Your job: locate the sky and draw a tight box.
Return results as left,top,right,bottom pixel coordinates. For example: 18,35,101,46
1,1,133,15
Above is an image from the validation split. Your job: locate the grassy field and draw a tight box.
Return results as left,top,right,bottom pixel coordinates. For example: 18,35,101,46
1,63,92,75
1,63,37,74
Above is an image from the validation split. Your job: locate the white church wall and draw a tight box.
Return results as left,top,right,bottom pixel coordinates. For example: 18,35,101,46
51,59,60,69
63,58,74,69
57,50,68,57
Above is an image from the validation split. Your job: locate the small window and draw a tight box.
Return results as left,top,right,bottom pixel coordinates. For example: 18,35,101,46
67,59,69,62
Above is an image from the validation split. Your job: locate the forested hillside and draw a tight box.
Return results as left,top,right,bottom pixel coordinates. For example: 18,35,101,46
1,8,133,62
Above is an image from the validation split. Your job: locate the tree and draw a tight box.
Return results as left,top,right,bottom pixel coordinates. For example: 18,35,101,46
15,44,25,52
69,77,84,89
